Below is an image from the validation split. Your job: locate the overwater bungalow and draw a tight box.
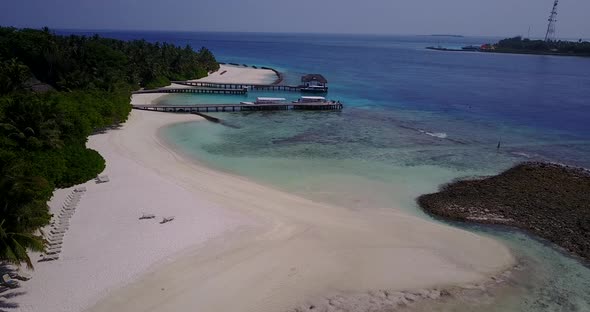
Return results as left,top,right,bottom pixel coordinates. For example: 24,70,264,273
300,74,328,93
240,97,287,105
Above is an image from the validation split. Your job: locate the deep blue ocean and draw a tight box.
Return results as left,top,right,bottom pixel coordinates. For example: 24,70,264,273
62,30,590,311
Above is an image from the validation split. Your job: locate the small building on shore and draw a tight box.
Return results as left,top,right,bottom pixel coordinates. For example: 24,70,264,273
301,74,328,93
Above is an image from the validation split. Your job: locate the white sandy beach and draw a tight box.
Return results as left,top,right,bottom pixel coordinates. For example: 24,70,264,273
8,66,514,312
192,64,278,84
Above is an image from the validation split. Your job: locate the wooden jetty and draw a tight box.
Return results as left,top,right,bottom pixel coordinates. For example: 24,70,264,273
171,81,300,92
132,102,343,113
132,87,247,95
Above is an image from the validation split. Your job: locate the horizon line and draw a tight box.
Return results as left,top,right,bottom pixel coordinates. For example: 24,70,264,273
3,24,588,41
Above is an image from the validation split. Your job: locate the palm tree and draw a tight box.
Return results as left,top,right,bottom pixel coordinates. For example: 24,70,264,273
0,219,45,269
0,95,63,150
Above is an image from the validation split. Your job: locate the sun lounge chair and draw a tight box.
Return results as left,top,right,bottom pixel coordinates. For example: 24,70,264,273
53,225,68,231
66,194,81,200
13,270,32,281
48,234,64,241
46,249,61,256
96,175,110,183
45,246,61,255
59,211,74,218
1,274,19,288
39,255,59,262
47,234,63,241
75,187,87,192
65,200,79,205
139,213,156,220
64,199,80,205
47,242,63,248
50,230,66,236
2,270,33,282
160,216,175,224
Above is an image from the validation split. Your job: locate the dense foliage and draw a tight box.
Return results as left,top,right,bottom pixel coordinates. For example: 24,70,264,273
0,27,218,268
492,36,590,56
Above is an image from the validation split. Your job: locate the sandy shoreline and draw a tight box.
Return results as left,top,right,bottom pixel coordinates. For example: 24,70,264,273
9,65,514,312
86,111,513,312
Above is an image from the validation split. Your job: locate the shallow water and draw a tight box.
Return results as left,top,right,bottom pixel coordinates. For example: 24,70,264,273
65,30,590,310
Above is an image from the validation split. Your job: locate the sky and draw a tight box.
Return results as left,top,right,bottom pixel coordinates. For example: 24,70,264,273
1,0,589,39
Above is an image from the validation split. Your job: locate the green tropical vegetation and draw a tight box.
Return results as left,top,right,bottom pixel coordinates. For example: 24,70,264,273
0,26,218,268
488,36,590,56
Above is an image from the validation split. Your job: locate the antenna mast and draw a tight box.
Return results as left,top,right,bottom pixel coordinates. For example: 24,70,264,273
544,0,559,42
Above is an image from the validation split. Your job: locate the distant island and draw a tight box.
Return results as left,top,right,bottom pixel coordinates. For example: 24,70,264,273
426,36,590,57
418,162,590,263
484,36,590,57
430,34,465,38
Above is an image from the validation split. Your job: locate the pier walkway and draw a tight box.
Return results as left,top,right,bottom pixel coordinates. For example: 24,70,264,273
132,102,343,113
132,87,247,95
171,81,301,92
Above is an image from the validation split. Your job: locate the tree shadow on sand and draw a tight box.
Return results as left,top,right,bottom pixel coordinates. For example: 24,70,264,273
0,264,27,311
0,288,26,311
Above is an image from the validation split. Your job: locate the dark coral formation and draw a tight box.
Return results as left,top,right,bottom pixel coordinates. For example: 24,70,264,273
418,162,590,262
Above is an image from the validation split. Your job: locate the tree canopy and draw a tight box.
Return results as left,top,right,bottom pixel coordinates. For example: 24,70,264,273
0,27,219,268
491,36,590,56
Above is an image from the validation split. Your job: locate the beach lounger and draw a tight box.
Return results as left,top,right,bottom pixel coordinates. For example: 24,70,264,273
75,187,87,192
45,246,61,255
1,274,19,288
50,229,66,235
57,217,71,223
59,211,74,217
139,213,156,220
48,234,65,241
47,242,63,248
63,201,78,207
47,243,63,249
13,270,32,281
96,175,110,183
39,255,59,262
3,269,33,282
64,201,77,207
160,216,175,224
46,250,61,256
66,193,80,199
